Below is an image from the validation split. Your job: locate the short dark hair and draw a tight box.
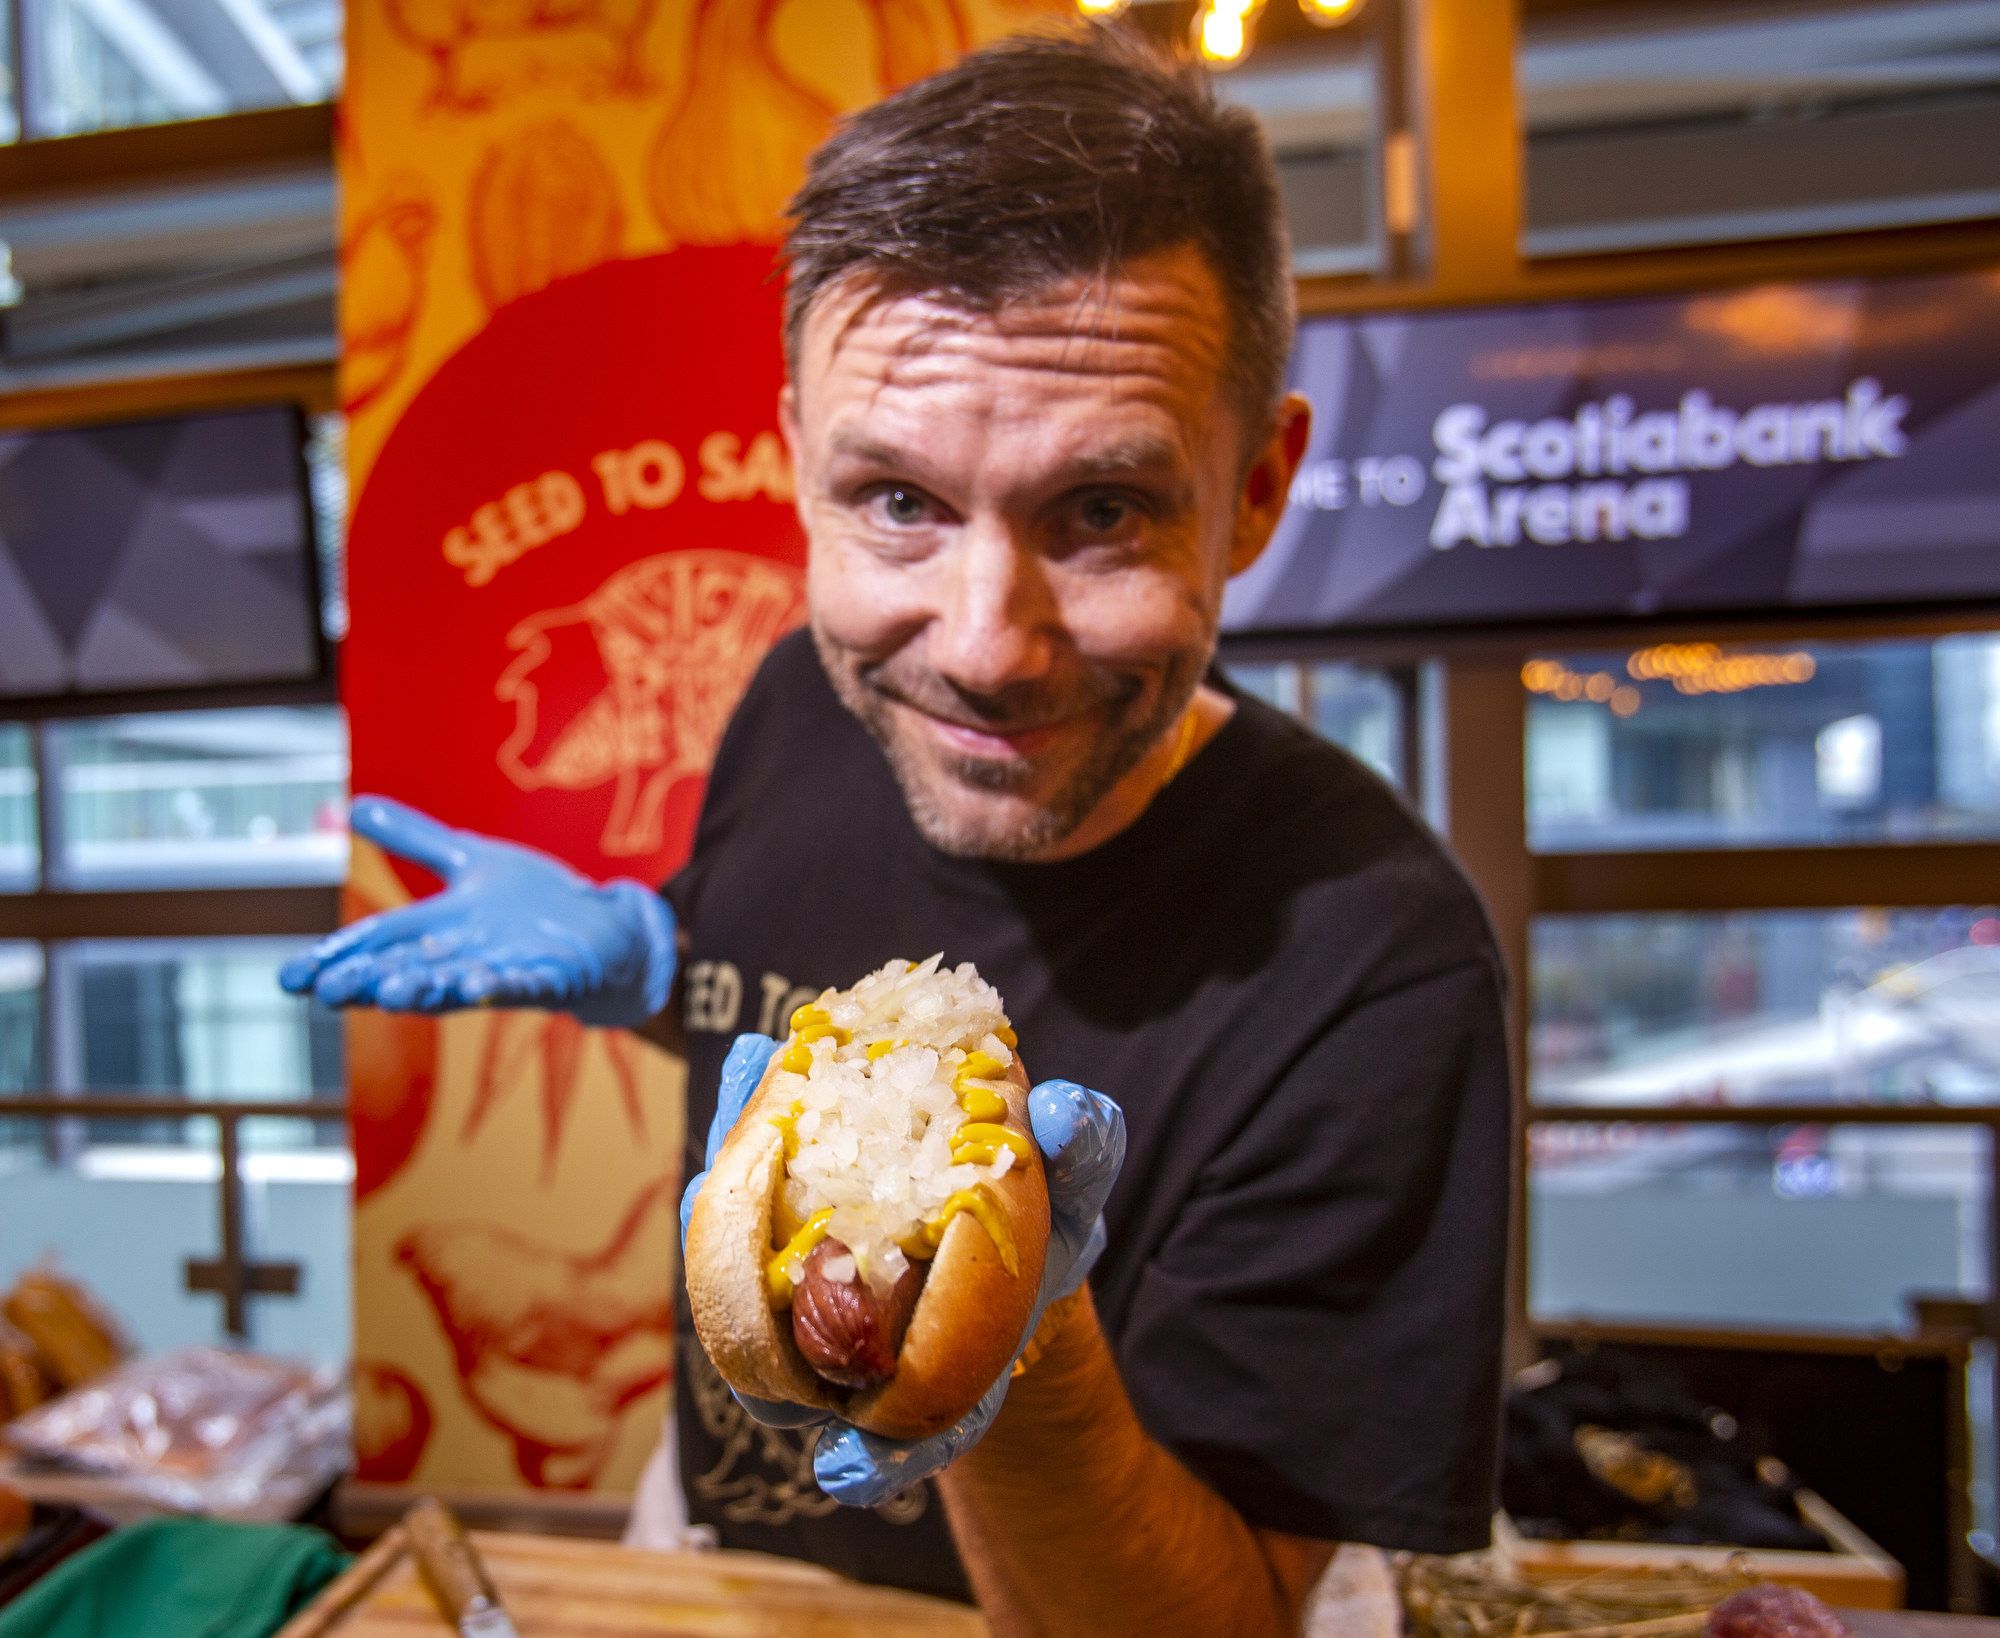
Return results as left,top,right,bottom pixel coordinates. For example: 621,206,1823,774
783,25,1295,438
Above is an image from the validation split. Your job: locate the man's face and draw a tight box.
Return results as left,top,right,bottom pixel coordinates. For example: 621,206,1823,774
785,245,1301,861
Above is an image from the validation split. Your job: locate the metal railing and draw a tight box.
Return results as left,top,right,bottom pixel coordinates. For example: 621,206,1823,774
0,1092,347,1338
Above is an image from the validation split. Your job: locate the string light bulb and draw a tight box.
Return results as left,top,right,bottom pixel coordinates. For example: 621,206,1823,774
1075,0,1130,15
1299,0,1364,24
1193,0,1259,65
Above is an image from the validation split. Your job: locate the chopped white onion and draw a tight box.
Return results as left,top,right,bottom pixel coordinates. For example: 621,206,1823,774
784,956,1011,1295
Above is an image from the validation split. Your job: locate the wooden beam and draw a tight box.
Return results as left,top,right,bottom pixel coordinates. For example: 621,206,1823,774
0,360,338,434
0,104,332,200
1298,214,2000,317
1536,845,2000,915
0,885,341,940
1436,655,1533,1370
1528,1101,2000,1128
1407,0,1523,295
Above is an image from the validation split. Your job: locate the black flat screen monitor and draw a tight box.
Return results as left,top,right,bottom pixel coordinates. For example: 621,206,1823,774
0,405,325,707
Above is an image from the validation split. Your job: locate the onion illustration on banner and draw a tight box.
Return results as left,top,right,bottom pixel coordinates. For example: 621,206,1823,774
386,0,661,111
647,0,837,243
341,184,438,417
354,1359,435,1483
861,0,970,87
468,120,625,314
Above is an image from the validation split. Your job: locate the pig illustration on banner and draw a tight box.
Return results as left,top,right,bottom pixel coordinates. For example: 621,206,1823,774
494,550,805,856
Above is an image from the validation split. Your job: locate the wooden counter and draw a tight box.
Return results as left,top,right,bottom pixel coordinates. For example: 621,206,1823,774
279,1527,987,1636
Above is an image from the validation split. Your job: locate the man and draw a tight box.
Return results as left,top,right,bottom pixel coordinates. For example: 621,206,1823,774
284,27,1509,1634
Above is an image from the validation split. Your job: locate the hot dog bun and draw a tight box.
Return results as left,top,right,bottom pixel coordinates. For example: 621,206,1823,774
686,959,1049,1441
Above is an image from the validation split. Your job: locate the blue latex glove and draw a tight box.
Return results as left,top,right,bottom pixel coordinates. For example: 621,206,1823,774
680,1032,1127,1507
277,795,677,1028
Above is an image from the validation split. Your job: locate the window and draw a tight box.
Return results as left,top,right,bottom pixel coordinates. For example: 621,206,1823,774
1533,908,2000,1109
1530,1119,1988,1334
1224,659,1407,788
1218,35,1380,276
0,697,348,1355
46,706,347,888
0,936,346,1359
1520,2,2000,257
17,0,340,140
0,727,34,890
1527,634,2000,852
60,938,343,1147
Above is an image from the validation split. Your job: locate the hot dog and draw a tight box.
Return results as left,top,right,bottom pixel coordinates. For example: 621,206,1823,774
685,956,1050,1440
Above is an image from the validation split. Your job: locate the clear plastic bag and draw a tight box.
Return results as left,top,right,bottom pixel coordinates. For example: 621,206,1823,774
0,1346,348,1517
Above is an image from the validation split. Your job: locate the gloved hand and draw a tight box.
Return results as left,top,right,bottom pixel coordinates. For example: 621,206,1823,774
679,1032,1126,1507
278,795,677,1029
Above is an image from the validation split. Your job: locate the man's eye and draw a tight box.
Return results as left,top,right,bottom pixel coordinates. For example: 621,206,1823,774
1077,493,1135,534
878,487,928,525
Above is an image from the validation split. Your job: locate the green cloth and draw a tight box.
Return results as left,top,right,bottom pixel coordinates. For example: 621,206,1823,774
0,1516,350,1638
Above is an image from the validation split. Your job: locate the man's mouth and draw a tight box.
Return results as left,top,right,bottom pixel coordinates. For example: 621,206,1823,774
921,713,1074,760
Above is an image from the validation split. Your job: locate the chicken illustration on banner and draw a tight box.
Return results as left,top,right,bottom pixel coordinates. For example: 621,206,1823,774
397,1183,677,1488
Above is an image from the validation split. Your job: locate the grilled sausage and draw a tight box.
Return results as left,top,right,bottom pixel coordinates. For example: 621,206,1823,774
791,1240,928,1390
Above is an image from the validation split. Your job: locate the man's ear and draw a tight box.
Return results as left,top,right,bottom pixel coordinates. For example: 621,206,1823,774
779,381,799,458
1230,392,1312,577
779,382,807,528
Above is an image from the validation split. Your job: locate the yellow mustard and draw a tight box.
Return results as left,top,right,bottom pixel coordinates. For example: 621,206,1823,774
954,1083,1007,1122
919,1187,1018,1277
950,1122,1033,1167
765,1208,834,1307
770,1097,806,1160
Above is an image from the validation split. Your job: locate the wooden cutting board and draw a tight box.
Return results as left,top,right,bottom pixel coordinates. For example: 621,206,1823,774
277,1525,989,1637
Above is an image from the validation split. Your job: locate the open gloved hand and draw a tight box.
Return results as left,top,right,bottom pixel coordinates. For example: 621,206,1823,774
277,795,677,1029
679,1032,1126,1508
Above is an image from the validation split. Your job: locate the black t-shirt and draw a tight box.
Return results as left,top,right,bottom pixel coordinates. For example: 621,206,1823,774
666,631,1510,1602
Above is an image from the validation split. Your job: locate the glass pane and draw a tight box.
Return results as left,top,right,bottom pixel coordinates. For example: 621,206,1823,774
0,1137,351,1363
1527,633,2000,851
1522,4,2000,257
1533,909,2000,1109
49,705,347,888
0,944,45,1115
1530,1120,1989,1333
1214,35,1378,276
0,13,17,143
23,0,339,139
0,936,349,1361
1223,659,1405,788
0,725,36,889
63,937,343,1148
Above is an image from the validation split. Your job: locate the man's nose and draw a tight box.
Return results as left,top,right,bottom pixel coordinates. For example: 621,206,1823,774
927,523,1056,696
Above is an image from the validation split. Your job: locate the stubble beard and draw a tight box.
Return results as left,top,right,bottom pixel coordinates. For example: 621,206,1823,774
813,628,1208,862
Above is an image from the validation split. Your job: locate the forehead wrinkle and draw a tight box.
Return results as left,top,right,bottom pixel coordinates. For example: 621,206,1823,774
829,266,1224,393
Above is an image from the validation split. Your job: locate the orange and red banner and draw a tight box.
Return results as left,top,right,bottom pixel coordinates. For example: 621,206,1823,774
340,0,1051,1494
